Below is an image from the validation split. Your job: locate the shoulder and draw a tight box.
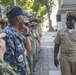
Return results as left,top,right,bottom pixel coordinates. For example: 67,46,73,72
2,25,16,40
2,25,11,32
0,61,17,75
57,26,67,34
2,25,14,36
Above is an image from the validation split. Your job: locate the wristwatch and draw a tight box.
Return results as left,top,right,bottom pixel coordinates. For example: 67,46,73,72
24,34,30,37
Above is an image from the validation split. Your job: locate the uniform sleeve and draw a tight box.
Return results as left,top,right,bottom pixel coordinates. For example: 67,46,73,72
4,36,16,64
54,30,61,44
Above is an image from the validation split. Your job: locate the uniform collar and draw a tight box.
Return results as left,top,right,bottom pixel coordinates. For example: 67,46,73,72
9,24,19,37
72,26,76,33
64,26,76,33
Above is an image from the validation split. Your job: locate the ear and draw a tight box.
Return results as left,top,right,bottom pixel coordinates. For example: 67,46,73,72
16,17,20,22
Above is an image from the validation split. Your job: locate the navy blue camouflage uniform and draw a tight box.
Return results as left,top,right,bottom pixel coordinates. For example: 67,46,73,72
2,25,26,75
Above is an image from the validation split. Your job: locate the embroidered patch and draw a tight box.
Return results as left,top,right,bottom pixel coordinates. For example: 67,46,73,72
18,54,23,62
18,45,22,48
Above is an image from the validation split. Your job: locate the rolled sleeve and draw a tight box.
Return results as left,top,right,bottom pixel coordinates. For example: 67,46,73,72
54,30,61,44
4,36,17,67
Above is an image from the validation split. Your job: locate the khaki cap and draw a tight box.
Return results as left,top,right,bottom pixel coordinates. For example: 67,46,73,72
67,12,76,17
0,33,6,39
70,13,76,17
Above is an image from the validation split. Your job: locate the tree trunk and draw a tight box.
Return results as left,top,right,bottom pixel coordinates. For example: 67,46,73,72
48,13,53,31
47,9,53,31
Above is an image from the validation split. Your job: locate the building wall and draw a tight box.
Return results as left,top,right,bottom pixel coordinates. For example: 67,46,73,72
57,0,76,29
51,0,58,28
61,13,66,27
61,0,76,5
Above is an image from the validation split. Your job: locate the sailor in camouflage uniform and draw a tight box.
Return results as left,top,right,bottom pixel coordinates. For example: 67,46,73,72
2,6,27,75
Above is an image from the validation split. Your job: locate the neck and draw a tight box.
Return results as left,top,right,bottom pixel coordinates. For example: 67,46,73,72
0,51,4,61
13,24,21,34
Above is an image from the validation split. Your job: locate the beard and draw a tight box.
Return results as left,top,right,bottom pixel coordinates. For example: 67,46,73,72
67,23,75,29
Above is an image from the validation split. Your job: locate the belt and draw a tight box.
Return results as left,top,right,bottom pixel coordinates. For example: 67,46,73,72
61,52,76,57
67,53,75,56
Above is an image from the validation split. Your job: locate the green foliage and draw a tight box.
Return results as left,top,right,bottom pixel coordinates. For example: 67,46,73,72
35,0,56,30
0,0,14,8
17,0,35,13
36,0,48,5
36,0,56,13
0,0,55,23
32,0,47,22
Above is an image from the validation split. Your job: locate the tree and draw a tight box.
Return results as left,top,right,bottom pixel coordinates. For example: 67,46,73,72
32,0,47,22
36,0,56,30
0,0,14,10
0,0,47,22
0,0,35,18
0,0,55,27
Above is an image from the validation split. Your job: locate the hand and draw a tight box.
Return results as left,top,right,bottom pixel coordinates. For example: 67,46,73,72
24,49,27,57
35,37,38,39
0,39,6,53
23,25,29,34
54,58,59,67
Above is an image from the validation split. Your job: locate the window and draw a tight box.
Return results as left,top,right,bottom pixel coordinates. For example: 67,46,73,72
56,14,61,22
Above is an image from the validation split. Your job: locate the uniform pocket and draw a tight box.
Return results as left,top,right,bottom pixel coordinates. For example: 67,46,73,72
61,36,66,44
72,37,76,44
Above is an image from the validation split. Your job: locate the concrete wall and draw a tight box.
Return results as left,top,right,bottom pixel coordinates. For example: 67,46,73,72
57,0,76,29
61,0,76,5
61,13,66,27
57,22,62,30
57,14,66,30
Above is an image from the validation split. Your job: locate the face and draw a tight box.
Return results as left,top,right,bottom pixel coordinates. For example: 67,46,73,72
66,19,75,28
29,26,32,31
24,16,29,23
17,15,25,29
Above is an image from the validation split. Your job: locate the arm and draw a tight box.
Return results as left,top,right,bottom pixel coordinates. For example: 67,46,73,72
0,39,6,53
54,30,61,67
0,39,6,61
23,25,31,52
24,49,27,57
54,44,60,60
54,43,60,67
3,36,16,65
26,36,31,52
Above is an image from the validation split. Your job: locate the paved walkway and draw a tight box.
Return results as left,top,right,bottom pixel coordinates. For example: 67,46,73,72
34,32,61,75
